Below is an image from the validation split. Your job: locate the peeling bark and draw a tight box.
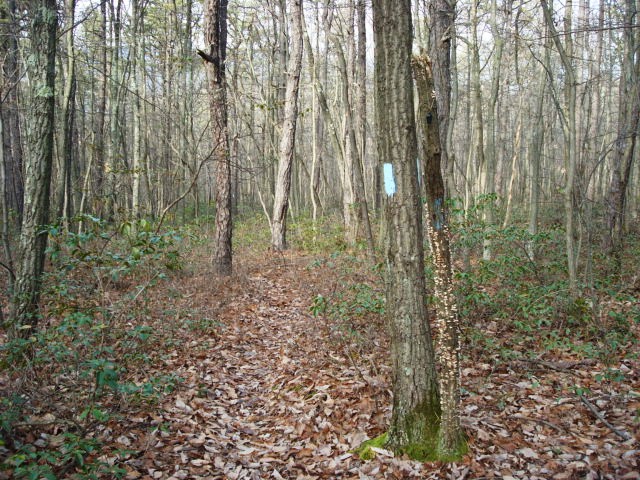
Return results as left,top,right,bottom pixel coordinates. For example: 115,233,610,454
414,54,466,460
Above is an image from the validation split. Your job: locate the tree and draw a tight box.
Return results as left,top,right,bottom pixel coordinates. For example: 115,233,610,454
428,0,456,198
56,0,77,226
414,54,467,459
271,0,303,251
604,0,639,268
541,0,580,296
372,0,441,460
330,3,374,256
8,0,57,334
199,0,232,274
0,0,24,223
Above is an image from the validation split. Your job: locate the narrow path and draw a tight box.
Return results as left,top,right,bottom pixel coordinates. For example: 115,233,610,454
125,257,403,479
116,253,639,480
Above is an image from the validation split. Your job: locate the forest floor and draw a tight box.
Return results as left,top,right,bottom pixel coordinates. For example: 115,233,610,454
1,220,640,479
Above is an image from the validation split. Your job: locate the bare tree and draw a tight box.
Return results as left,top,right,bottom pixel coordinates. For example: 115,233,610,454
604,0,639,268
271,0,303,251
541,0,580,296
414,54,466,460
199,0,232,274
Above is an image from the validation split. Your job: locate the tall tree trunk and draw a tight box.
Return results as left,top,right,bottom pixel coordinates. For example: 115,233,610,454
0,104,15,295
502,102,523,228
414,54,466,460
469,0,485,221
57,0,77,225
9,0,57,335
1,0,24,223
105,0,123,219
481,0,504,261
355,0,369,212
89,0,108,220
131,0,145,220
332,27,374,256
526,60,548,261
542,0,579,296
373,0,441,460
271,0,303,251
428,0,455,198
199,0,232,274
604,0,639,268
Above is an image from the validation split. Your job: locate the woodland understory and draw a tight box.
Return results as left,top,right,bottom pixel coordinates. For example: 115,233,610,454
2,0,640,477
1,214,638,479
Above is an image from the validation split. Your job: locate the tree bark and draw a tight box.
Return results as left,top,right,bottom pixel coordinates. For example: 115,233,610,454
373,0,441,460
604,0,639,268
332,25,374,256
9,0,57,335
413,54,466,460
526,46,549,261
271,0,303,251
57,0,77,225
481,0,505,261
1,0,24,223
130,0,146,221
428,0,455,198
200,0,232,274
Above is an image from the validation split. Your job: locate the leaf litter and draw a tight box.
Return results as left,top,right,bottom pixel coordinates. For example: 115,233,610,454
1,243,638,479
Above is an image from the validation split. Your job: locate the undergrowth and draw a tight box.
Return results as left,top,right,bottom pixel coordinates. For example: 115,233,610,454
1,207,638,475
0,216,189,479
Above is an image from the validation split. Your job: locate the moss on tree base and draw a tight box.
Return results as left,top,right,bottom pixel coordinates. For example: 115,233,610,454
436,433,469,462
353,433,389,460
354,431,468,462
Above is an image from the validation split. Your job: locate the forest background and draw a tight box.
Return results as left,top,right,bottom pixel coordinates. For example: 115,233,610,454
1,0,639,478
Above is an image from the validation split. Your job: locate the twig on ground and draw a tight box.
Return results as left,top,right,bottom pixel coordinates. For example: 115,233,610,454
577,392,633,442
511,414,566,433
511,358,594,375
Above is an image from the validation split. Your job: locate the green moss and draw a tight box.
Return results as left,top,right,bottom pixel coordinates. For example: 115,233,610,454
354,430,468,463
436,432,469,462
401,442,438,462
388,394,441,459
354,397,468,463
353,432,389,460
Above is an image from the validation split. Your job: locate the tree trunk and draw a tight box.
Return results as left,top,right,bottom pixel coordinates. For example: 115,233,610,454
1,0,24,223
373,0,441,460
413,54,467,460
271,0,303,251
9,0,57,335
481,0,504,261
0,104,16,295
542,0,579,296
604,0,639,268
469,0,485,224
200,0,232,274
428,0,455,198
131,0,145,221
90,0,108,219
332,28,374,256
526,61,548,261
57,0,77,225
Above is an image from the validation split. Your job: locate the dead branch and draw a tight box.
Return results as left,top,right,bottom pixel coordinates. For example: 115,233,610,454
577,392,633,442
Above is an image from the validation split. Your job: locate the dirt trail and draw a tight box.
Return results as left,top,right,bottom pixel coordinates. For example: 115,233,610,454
120,256,407,479
114,252,639,480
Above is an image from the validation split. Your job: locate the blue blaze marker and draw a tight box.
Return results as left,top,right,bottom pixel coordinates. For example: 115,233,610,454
384,163,396,196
